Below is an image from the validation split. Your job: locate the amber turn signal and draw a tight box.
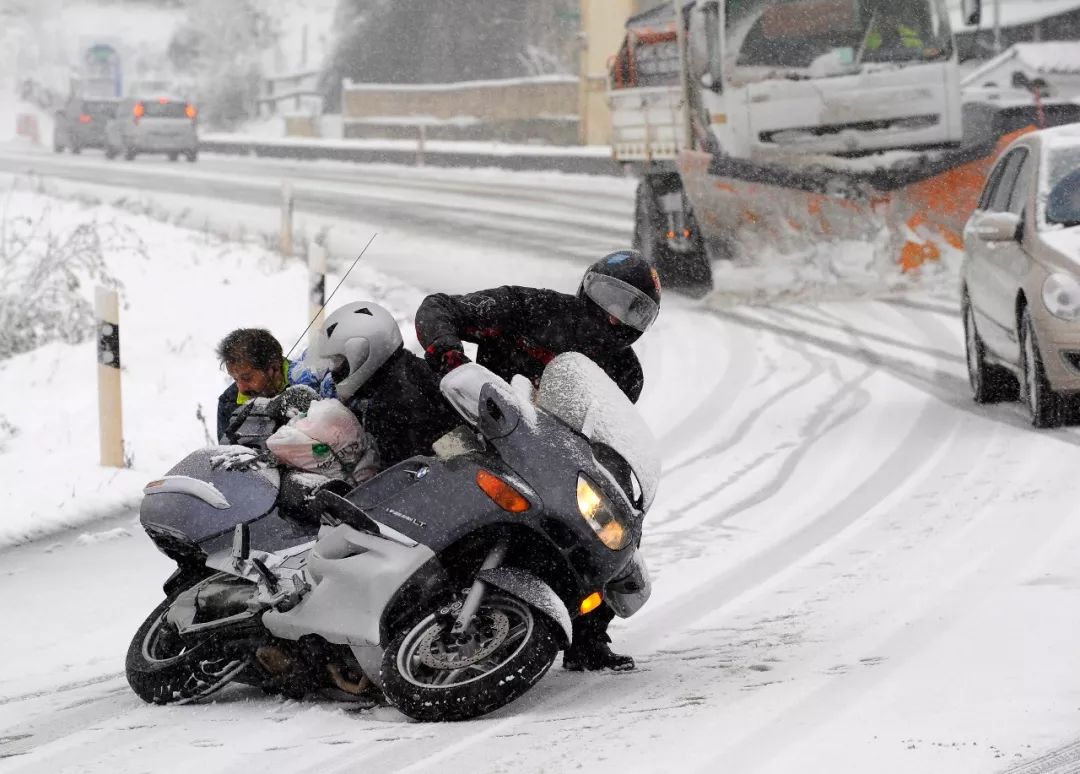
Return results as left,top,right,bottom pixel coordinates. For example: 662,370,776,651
476,470,530,513
580,592,603,615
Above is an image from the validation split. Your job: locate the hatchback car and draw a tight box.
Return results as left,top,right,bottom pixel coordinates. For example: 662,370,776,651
53,96,118,154
962,124,1080,427
104,94,198,162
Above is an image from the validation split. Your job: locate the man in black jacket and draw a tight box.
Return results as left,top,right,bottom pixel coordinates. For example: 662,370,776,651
306,301,461,467
414,249,662,672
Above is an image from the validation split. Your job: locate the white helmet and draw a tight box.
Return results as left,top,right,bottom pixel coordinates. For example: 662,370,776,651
307,301,403,400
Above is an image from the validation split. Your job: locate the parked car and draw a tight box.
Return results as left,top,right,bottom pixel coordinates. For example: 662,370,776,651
962,124,1080,427
53,96,118,154
104,94,198,162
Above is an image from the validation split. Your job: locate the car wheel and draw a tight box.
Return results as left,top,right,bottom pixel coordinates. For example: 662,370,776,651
1020,305,1063,428
71,144,81,155
104,146,117,160
186,150,198,163
124,147,136,161
963,296,1018,404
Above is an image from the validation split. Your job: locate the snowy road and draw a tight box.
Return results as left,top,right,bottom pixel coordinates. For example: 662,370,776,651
3,146,1080,773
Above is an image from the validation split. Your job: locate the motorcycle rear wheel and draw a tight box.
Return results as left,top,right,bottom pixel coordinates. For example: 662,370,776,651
381,592,559,722
126,598,248,705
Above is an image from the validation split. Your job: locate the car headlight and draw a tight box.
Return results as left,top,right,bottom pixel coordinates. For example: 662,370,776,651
1042,273,1080,321
576,474,631,550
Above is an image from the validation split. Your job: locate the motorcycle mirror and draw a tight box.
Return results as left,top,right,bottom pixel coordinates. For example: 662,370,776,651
476,383,521,440
232,523,250,561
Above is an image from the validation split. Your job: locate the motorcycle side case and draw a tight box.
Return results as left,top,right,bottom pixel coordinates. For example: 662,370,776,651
141,447,316,554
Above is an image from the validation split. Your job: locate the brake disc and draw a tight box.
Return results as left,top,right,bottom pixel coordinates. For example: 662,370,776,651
417,610,511,670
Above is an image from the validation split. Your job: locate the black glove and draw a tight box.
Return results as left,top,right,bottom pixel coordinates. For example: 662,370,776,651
266,384,319,424
425,336,471,376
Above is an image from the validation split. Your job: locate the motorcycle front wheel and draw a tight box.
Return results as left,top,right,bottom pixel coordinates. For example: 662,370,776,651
380,592,560,722
125,598,248,705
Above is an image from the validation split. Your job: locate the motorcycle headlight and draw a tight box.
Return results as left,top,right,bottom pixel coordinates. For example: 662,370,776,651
576,474,631,550
1042,273,1080,321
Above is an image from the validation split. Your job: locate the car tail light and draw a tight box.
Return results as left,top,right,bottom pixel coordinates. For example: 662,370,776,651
133,102,144,123
185,103,197,120
78,113,92,124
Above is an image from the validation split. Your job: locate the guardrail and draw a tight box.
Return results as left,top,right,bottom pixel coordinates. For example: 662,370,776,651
198,135,623,176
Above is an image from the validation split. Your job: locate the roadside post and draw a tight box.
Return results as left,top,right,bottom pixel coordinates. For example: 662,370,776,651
280,182,294,256
308,238,327,342
95,286,125,468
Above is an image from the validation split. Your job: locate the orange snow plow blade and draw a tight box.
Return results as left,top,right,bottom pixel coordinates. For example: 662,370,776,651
678,128,1034,272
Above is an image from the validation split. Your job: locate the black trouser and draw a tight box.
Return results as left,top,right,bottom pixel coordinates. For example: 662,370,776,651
571,601,616,647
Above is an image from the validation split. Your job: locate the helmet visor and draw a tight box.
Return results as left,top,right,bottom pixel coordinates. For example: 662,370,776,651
582,272,660,332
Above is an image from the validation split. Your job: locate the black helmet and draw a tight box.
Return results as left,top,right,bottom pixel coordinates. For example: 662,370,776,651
578,250,661,336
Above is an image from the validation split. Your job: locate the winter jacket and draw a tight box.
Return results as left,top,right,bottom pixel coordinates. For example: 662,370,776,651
344,347,462,467
415,286,644,403
216,358,328,442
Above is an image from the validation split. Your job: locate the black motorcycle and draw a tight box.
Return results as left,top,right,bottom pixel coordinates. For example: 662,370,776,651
127,353,658,721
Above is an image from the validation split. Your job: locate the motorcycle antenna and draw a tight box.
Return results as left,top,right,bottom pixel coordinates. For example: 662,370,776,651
285,232,378,359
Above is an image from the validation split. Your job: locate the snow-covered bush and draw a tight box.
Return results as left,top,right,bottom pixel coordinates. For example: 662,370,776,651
167,0,276,129
0,192,143,360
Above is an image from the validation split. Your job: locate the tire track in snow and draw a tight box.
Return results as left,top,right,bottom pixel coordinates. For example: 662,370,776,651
663,338,825,476
714,308,1080,447
765,305,965,365
1000,739,1080,774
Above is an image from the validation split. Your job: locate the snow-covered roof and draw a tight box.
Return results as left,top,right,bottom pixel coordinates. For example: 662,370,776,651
947,0,1080,32
962,42,1080,87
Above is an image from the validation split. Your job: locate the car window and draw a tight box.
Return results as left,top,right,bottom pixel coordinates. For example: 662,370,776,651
989,149,1026,212
142,100,188,119
978,158,1007,210
85,101,117,118
1007,149,1032,216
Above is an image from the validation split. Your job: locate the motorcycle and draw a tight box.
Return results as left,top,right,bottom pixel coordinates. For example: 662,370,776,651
126,353,659,721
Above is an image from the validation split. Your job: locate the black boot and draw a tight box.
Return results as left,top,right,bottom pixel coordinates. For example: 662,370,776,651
564,605,635,671
562,637,635,671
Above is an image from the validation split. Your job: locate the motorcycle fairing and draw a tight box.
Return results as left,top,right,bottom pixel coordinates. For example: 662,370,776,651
604,549,652,619
261,523,436,651
477,566,572,645
538,353,660,511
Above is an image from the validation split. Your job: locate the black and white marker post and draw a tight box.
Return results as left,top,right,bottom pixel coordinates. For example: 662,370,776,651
280,181,294,256
308,238,327,342
95,286,124,468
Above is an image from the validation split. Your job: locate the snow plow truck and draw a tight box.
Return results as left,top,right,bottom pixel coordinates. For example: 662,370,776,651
610,0,1080,292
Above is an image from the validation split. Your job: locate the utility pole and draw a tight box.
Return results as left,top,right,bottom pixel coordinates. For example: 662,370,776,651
993,0,1002,54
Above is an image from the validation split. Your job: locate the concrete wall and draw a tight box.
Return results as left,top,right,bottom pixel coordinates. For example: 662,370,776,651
342,76,580,144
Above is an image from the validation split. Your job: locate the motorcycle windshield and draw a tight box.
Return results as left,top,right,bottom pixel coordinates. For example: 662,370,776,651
537,353,660,510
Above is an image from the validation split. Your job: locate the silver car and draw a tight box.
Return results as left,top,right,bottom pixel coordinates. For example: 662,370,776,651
962,124,1080,427
105,94,198,162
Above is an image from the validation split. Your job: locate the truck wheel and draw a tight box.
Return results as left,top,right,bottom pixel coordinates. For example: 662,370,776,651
168,152,179,162
634,178,712,295
124,146,136,161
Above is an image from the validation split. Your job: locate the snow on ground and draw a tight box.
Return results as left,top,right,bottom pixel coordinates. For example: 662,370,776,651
3,142,1080,774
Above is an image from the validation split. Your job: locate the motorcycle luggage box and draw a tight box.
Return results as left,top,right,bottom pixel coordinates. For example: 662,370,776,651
141,447,280,544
